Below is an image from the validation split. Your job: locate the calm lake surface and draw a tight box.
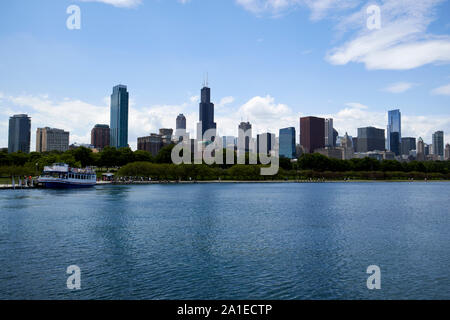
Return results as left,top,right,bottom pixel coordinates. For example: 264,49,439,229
0,182,449,299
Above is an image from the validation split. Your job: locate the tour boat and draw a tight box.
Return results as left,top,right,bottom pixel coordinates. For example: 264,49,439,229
38,163,97,188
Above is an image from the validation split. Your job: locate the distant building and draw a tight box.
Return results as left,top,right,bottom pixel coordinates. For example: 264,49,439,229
324,118,334,147
401,137,416,156
316,147,343,160
333,128,338,147
257,133,275,154
197,84,216,142
279,127,296,159
341,132,354,160
8,114,31,153
352,137,358,152
300,116,324,153
36,127,70,152
432,131,444,158
387,109,401,155
238,121,252,153
91,124,110,150
416,137,425,161
357,127,385,152
445,143,450,160
159,128,173,146
175,114,187,140
137,134,163,156
110,84,129,149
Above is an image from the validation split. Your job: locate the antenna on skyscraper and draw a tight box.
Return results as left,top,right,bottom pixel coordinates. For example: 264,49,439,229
206,72,209,87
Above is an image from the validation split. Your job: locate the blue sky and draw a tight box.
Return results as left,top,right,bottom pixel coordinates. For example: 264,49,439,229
1,0,449,150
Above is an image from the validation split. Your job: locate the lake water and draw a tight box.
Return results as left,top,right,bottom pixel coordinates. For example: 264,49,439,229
0,182,449,299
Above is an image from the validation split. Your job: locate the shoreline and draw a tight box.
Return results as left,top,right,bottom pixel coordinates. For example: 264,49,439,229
2,179,449,189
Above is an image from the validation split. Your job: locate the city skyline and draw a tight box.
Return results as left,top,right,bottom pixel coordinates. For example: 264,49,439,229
1,0,450,150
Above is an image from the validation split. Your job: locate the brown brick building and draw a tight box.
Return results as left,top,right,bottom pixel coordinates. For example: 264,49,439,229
300,116,325,153
91,124,110,150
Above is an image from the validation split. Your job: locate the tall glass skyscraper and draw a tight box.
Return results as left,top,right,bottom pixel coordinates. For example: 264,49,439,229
279,127,296,158
110,85,129,149
387,109,401,155
8,114,31,153
432,131,444,157
197,85,216,141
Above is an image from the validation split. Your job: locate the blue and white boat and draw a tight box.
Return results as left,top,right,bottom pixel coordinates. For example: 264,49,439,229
38,163,97,188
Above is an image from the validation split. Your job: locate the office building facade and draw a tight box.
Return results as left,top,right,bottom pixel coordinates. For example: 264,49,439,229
36,127,70,152
432,131,444,158
387,109,401,155
257,133,275,154
279,127,296,158
8,114,31,153
401,137,416,156
197,85,216,141
91,124,110,150
110,85,129,149
238,121,252,153
357,127,385,152
300,116,325,153
324,118,334,147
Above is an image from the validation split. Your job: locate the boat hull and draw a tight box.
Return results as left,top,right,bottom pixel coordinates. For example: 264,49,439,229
39,180,96,188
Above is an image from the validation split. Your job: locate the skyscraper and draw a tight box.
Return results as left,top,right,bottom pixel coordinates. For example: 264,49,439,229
300,116,324,153
324,118,334,147
401,137,416,156
8,114,31,153
357,127,385,152
238,121,252,153
445,143,450,160
416,137,425,161
36,127,70,152
91,124,110,150
387,109,401,155
279,127,296,159
110,85,129,149
197,84,216,142
432,131,444,158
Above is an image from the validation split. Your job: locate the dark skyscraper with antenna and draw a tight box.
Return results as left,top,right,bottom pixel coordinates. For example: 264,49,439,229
197,80,216,141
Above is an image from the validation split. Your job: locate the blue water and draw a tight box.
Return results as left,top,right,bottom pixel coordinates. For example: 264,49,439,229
0,182,449,300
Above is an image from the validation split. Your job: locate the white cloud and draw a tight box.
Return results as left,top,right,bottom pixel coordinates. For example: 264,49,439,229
216,96,235,108
80,0,142,8
345,102,368,109
431,83,450,96
327,0,450,70
383,82,416,93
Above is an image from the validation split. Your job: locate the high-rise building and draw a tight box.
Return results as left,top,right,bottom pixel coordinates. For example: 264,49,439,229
445,143,450,160
175,114,187,140
159,128,173,146
416,137,425,161
110,85,129,149
238,121,252,153
341,132,354,160
8,114,31,153
279,127,296,159
324,118,334,147
387,109,401,155
257,133,275,154
137,133,163,156
401,137,416,156
357,127,385,152
36,127,70,152
333,128,338,147
300,116,325,153
197,85,216,142
432,131,444,158
91,124,110,150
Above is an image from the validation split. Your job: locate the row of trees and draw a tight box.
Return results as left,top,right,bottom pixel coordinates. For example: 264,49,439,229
117,162,450,181
1,146,449,178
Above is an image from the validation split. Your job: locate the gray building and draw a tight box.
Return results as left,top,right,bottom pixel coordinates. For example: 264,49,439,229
257,132,275,154
324,118,334,147
36,127,70,152
432,131,444,158
137,133,163,157
8,114,31,153
401,137,416,156
357,127,385,152
238,121,252,153
110,85,129,149
197,85,216,141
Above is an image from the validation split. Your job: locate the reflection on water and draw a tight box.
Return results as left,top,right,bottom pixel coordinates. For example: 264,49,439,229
0,182,449,299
